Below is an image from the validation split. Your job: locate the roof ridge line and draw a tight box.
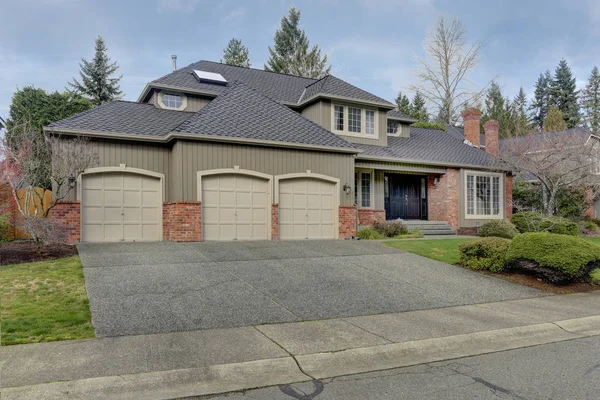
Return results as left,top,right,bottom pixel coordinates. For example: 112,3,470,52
198,60,319,81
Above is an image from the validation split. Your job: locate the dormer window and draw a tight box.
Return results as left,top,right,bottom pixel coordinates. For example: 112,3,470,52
387,121,398,134
162,94,183,108
157,92,187,111
331,104,378,139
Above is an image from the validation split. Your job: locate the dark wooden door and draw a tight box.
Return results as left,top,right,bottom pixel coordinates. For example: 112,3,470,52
385,175,426,220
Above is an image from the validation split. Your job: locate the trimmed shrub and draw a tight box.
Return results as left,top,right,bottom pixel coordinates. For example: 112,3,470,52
357,227,385,240
393,228,424,239
478,220,520,239
583,220,599,233
459,237,511,273
505,232,600,284
511,212,579,236
373,221,408,237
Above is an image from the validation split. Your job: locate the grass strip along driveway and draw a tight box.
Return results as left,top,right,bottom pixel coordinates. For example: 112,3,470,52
385,237,600,283
0,255,95,345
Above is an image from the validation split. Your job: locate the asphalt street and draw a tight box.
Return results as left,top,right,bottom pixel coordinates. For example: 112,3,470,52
196,336,600,400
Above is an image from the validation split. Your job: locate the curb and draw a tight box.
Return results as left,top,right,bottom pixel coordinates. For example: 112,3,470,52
3,316,599,400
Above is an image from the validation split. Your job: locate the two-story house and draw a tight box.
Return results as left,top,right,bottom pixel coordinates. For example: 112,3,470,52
45,60,511,243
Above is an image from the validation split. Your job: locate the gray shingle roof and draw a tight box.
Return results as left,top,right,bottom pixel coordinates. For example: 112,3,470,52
387,110,417,122
45,101,194,136
173,81,357,150
151,60,393,106
499,127,590,149
300,75,393,106
355,127,502,169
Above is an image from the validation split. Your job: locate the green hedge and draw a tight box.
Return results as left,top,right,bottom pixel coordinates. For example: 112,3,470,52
357,227,385,240
459,237,511,273
506,232,600,284
478,220,520,239
511,212,579,236
373,221,408,237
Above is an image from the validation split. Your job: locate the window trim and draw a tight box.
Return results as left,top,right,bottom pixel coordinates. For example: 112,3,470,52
331,103,379,139
157,91,188,111
355,168,375,209
463,170,504,220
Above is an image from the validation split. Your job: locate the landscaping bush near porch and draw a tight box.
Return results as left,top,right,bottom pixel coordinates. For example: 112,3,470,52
459,237,511,273
511,212,579,236
478,220,520,239
505,233,600,284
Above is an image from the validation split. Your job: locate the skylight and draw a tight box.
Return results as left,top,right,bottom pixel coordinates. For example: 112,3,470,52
192,70,228,85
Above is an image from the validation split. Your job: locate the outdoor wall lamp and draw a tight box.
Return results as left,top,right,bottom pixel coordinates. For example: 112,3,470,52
343,183,351,195
434,176,440,185
68,175,76,189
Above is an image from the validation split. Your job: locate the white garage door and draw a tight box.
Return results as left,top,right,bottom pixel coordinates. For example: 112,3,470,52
279,178,337,240
81,172,162,242
202,174,269,240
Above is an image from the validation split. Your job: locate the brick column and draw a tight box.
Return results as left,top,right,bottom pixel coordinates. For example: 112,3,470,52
271,204,279,240
505,175,513,219
585,187,594,218
52,201,81,244
163,201,202,242
427,169,460,230
339,206,357,239
462,108,481,147
483,119,499,157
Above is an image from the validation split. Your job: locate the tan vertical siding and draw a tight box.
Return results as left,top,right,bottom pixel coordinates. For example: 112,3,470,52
147,91,156,105
399,123,410,138
185,95,212,112
300,101,324,125
174,141,355,206
62,138,172,201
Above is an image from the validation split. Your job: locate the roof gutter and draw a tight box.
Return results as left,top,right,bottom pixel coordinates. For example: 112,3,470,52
44,127,362,155
356,154,510,171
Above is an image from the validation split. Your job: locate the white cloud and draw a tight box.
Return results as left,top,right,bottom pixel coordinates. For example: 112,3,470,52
220,7,246,24
157,0,199,13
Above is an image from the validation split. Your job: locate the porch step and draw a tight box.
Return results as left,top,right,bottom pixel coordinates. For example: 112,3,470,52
399,220,457,236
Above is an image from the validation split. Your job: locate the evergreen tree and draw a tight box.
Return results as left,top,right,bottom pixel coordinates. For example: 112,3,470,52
395,91,411,116
543,105,568,132
221,38,251,67
513,87,529,135
265,7,330,78
481,81,513,138
69,36,122,106
410,91,428,122
529,70,552,131
581,66,600,134
6,86,92,141
548,59,580,128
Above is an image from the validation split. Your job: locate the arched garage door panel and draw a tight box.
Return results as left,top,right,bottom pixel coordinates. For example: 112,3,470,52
202,174,269,240
279,178,337,240
82,172,162,242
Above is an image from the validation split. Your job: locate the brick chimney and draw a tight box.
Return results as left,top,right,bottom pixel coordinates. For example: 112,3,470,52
483,119,499,157
462,108,481,147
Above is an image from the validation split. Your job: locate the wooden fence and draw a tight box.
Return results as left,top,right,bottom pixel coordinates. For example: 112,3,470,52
0,184,53,240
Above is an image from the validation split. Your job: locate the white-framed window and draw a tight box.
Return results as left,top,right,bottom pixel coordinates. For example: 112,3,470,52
465,170,503,218
387,120,398,134
331,104,378,138
157,91,187,111
355,169,374,208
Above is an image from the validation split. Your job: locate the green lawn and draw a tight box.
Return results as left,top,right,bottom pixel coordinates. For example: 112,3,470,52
0,256,95,345
383,238,476,265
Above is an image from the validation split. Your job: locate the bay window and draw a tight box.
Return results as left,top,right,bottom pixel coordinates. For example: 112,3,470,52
465,171,503,218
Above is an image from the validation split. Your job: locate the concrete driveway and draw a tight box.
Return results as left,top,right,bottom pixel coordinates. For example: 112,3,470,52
78,240,543,337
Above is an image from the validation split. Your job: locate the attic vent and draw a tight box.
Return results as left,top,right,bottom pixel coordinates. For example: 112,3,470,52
192,70,228,85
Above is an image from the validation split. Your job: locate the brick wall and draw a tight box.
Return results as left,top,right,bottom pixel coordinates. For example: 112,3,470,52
505,175,513,219
357,209,386,226
163,201,202,242
585,187,594,218
427,169,460,230
271,204,279,240
339,206,357,239
52,201,81,244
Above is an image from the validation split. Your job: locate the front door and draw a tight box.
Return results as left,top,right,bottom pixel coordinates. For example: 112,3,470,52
385,174,427,220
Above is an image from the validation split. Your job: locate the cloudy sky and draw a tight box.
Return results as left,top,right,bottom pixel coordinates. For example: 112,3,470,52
2,0,599,120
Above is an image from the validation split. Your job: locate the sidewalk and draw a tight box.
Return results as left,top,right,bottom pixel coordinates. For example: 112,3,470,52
2,291,600,399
